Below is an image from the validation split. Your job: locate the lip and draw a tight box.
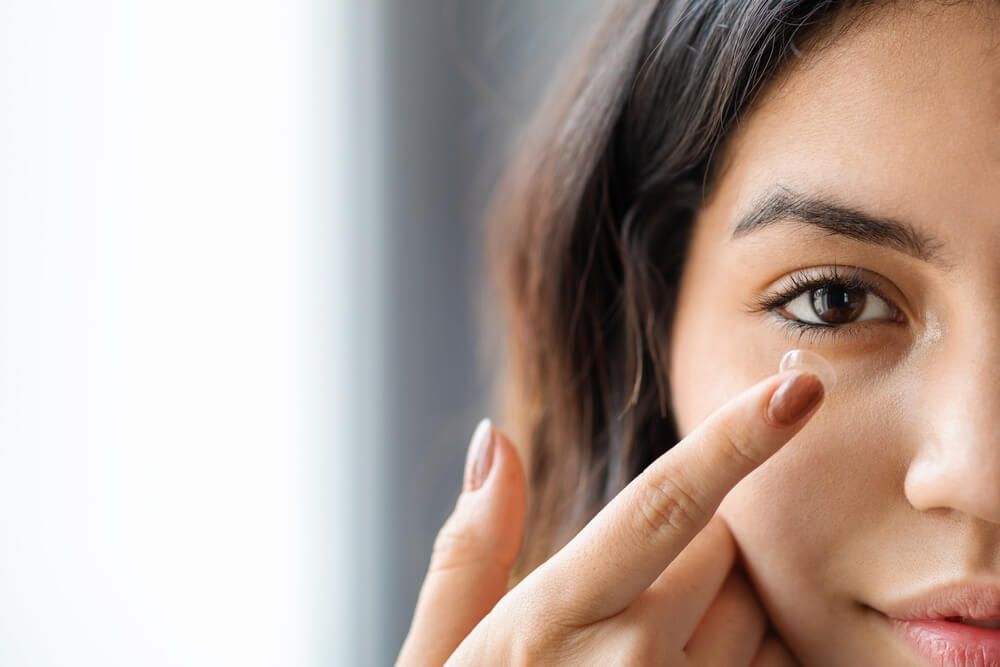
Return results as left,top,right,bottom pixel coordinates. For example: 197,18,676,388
881,582,1000,667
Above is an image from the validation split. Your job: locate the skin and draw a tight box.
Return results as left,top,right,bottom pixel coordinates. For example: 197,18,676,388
670,1,1000,664
399,372,823,666
398,1,1000,665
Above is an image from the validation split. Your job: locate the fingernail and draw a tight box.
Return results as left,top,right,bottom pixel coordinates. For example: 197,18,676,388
766,372,825,427
464,418,496,491
779,349,836,391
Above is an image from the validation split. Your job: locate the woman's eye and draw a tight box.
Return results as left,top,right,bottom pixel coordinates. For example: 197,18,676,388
778,284,896,326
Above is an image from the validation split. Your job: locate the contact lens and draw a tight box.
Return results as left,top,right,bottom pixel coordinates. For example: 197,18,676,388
779,349,836,391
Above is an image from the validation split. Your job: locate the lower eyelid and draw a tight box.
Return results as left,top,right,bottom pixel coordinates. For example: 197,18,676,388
766,307,907,347
768,314,871,343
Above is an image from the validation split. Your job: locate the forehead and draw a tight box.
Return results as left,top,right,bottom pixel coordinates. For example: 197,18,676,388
703,0,1000,248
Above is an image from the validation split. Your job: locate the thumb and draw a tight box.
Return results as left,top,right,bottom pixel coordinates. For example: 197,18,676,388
397,418,527,667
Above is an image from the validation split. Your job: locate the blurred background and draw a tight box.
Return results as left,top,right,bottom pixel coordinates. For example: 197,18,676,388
0,0,597,665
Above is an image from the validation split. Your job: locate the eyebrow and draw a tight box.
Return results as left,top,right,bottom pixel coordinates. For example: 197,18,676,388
730,185,955,271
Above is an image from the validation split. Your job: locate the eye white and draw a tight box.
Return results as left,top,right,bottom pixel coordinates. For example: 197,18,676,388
782,289,895,325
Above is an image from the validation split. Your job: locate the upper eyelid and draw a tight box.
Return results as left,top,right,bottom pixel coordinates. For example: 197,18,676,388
777,284,897,321
746,265,906,319
771,266,895,304
782,275,888,306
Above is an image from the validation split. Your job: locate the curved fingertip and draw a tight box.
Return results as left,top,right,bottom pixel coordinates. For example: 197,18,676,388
485,424,526,489
404,422,523,667
764,371,825,428
452,421,528,572
482,425,527,561
464,419,527,495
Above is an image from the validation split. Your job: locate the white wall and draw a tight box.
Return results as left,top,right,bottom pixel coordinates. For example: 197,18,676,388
0,0,602,663
0,0,355,664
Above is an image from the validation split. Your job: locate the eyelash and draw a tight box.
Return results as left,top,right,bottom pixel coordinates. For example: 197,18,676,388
744,264,901,344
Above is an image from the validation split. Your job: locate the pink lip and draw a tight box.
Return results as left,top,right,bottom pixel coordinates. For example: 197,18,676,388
881,583,1000,667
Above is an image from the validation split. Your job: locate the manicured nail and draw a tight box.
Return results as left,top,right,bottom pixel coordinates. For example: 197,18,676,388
766,372,825,427
464,418,496,491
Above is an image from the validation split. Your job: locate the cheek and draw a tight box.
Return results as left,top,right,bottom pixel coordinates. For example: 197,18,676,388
714,389,910,654
668,306,792,436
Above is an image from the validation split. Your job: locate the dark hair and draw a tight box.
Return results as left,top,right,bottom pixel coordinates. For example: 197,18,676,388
485,0,882,584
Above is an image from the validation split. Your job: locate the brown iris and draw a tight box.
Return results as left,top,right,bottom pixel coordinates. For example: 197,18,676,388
810,286,866,324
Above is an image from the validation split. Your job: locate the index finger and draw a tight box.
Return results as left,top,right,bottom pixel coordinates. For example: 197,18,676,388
539,366,827,623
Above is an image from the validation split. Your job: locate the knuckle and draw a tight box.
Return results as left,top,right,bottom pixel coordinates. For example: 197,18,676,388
584,614,660,665
611,623,659,665
515,628,586,666
717,419,765,468
625,638,659,665
505,596,556,663
504,586,586,665
429,516,483,573
636,472,709,537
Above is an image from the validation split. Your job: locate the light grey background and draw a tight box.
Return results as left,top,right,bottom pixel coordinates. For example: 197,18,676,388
370,2,599,663
0,0,602,664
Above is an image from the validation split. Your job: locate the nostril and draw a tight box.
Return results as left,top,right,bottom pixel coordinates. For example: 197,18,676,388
904,456,1000,525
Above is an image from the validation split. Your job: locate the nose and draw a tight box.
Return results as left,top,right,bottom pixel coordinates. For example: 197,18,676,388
903,329,1000,524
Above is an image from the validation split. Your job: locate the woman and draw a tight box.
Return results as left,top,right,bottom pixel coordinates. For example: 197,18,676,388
398,0,1000,664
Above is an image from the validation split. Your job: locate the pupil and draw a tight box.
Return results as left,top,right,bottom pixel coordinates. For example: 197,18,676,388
811,286,865,324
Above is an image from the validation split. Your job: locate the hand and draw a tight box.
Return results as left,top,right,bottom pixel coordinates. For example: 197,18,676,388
396,368,825,665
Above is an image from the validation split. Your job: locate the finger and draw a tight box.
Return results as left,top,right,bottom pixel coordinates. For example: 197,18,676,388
542,367,826,622
396,419,527,667
750,636,799,667
684,570,767,665
636,514,737,642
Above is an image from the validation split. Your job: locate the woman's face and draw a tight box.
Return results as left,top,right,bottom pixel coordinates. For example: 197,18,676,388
668,2,1000,664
